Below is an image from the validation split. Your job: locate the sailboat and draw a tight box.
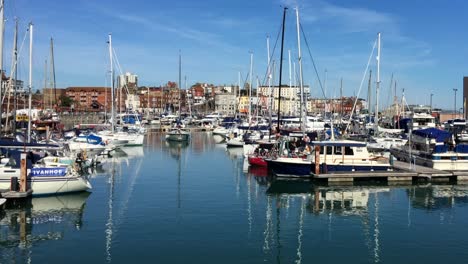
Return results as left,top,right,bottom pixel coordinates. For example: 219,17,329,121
97,34,145,147
367,33,406,151
166,50,190,142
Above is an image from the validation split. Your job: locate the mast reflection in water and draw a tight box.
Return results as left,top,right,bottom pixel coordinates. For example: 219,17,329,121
0,193,90,263
0,132,468,263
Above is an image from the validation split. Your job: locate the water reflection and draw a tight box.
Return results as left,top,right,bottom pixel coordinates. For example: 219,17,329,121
262,178,468,263
0,193,90,263
225,146,244,160
263,180,385,263
408,184,468,210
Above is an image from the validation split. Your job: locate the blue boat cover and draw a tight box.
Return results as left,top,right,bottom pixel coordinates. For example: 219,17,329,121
455,144,468,153
82,134,103,145
433,145,448,153
412,128,452,143
325,128,342,137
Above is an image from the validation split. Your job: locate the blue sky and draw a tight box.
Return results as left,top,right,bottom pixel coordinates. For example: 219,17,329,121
4,0,468,109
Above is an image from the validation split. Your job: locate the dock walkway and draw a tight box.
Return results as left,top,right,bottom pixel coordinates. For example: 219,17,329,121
306,160,468,183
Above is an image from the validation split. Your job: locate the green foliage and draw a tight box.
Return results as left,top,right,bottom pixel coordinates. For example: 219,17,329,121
60,95,73,107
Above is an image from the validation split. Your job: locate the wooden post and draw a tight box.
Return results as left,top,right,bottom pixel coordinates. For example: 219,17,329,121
46,125,50,142
342,146,345,164
314,145,320,174
20,152,27,192
314,190,320,212
19,211,27,243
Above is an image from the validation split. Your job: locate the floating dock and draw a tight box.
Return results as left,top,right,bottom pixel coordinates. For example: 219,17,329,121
1,189,33,198
275,159,468,184
308,160,468,183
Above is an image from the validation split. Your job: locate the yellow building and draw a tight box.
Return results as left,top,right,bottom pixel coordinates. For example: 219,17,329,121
238,96,249,113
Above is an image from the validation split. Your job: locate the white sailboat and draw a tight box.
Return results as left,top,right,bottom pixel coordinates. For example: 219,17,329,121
166,50,190,142
0,22,91,196
368,33,406,151
98,34,145,146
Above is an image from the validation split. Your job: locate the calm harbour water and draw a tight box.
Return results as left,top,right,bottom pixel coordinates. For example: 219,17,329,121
1,132,468,263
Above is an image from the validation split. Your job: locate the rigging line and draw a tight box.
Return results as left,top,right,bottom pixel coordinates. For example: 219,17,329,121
240,69,252,96
2,24,28,104
299,24,326,99
384,74,393,112
261,23,282,86
112,47,130,95
345,39,377,132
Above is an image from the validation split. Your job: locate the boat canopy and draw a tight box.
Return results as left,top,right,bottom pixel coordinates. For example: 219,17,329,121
412,128,452,143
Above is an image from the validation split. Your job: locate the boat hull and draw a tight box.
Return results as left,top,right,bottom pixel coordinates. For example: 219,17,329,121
316,163,391,172
390,148,468,171
0,171,91,196
248,156,267,167
266,158,312,176
166,133,190,142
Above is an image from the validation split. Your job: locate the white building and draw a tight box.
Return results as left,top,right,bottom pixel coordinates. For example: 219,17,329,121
258,85,310,115
215,93,237,115
118,72,138,91
125,94,141,111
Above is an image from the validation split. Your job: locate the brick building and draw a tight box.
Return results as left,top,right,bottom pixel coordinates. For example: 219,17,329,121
65,87,111,112
43,88,66,109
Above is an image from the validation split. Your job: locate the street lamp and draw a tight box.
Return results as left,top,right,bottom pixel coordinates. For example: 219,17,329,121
453,88,458,119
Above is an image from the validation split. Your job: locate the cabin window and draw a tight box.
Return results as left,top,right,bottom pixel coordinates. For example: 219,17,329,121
344,147,354,155
335,146,343,155
325,146,333,155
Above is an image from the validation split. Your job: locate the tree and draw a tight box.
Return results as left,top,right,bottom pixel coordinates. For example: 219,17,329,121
60,95,73,107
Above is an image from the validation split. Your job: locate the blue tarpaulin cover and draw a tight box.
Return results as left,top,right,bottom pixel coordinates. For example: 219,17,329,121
412,128,452,143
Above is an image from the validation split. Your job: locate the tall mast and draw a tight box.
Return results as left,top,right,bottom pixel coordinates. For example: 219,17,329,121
27,23,33,142
324,69,327,117
108,34,115,133
50,37,56,106
395,81,399,125
293,61,296,115
266,36,272,122
295,7,305,132
178,50,181,89
249,51,253,123
237,71,241,118
374,32,381,133
178,50,181,116
367,69,372,112
0,0,4,128
255,76,260,117
44,59,47,108
288,49,292,115
11,18,18,133
340,78,343,125
276,7,287,130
